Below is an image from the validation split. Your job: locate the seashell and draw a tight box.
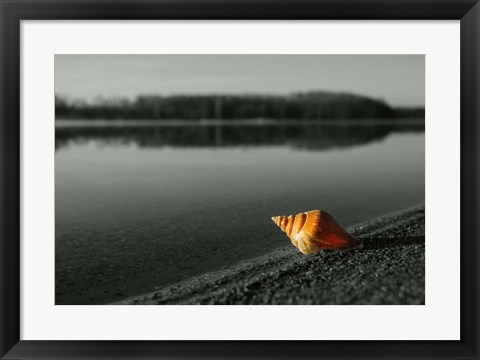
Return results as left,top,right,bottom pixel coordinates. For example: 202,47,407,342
271,210,362,255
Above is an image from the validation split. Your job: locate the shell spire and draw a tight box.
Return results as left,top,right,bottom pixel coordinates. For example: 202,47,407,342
271,210,362,255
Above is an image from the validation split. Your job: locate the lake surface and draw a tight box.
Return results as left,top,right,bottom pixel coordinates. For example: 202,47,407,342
55,121,425,304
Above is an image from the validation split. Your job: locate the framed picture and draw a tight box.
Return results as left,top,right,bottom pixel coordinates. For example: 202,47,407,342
1,0,479,359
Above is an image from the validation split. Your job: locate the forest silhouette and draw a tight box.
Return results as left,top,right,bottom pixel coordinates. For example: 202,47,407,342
55,91,424,121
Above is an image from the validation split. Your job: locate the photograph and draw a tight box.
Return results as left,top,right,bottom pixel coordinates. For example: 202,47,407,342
55,54,425,305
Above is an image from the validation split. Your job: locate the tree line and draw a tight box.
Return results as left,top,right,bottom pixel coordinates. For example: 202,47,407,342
55,92,424,120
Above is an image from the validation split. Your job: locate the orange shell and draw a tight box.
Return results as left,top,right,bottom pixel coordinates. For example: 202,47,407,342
271,210,362,255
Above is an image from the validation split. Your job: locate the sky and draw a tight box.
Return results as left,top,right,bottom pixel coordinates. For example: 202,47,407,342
55,55,425,107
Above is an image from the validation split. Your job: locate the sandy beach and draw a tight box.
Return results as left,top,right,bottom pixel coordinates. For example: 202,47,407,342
116,205,425,305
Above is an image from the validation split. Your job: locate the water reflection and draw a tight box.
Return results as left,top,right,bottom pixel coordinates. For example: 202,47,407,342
55,122,424,151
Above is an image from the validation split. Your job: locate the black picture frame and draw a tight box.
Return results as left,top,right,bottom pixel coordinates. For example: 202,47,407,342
1,1,479,359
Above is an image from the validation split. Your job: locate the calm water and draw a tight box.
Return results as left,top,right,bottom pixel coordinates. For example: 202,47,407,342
55,121,425,304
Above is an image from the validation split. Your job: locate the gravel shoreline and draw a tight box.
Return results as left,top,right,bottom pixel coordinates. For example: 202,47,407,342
115,205,425,305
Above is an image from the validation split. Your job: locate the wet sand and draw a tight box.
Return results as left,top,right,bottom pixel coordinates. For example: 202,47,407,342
116,205,425,305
